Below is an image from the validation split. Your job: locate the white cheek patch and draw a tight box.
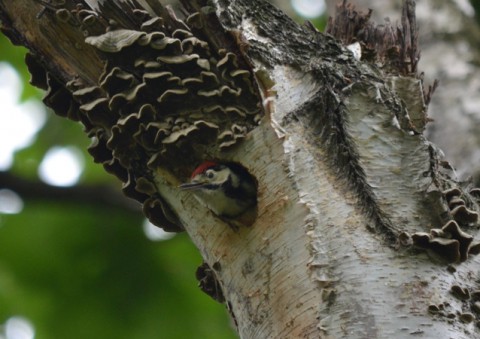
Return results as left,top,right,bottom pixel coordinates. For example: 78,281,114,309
212,168,230,186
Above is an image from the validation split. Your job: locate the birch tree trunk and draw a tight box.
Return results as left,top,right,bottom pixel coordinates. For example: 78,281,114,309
334,0,480,181
1,0,480,338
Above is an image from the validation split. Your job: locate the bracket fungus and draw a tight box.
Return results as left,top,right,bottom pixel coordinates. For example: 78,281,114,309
24,2,263,231
412,220,477,263
196,262,225,303
443,187,480,226
409,186,480,262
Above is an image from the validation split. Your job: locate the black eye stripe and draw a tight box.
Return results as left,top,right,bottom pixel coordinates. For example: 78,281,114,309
203,184,220,190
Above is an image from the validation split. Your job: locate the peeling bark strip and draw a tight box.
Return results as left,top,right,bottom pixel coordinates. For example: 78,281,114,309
289,90,396,241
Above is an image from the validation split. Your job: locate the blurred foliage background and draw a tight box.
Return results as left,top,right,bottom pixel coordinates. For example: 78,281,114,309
0,1,326,338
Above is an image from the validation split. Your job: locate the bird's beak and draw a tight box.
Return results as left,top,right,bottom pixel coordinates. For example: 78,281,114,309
179,181,206,190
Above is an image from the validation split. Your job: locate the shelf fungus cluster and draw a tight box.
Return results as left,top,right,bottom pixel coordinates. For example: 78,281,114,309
25,3,263,231
403,187,480,263
428,284,480,324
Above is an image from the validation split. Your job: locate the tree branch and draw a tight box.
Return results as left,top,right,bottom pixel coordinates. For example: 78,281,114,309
0,171,141,212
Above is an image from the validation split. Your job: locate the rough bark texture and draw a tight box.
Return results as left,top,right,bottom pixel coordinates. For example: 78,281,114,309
2,0,480,338
337,0,480,182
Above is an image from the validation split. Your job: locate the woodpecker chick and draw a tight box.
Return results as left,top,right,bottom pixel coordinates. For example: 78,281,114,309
180,161,257,228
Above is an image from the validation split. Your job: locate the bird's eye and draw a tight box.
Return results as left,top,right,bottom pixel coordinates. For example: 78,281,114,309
205,170,215,179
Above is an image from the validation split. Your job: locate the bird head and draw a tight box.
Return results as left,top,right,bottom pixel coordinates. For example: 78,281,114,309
179,161,231,191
